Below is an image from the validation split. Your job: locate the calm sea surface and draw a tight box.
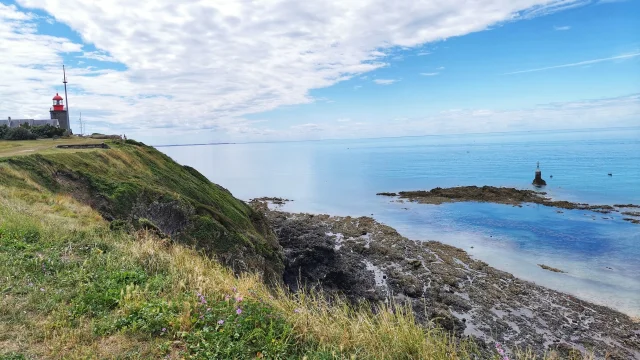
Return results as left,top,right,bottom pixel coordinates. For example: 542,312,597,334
158,127,640,316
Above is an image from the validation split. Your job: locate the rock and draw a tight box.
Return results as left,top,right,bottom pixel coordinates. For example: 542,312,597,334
253,205,640,359
538,264,566,273
376,192,398,196
533,169,547,187
388,186,636,222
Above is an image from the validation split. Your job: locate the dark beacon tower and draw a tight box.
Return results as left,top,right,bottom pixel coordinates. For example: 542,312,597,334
50,93,70,131
532,161,547,187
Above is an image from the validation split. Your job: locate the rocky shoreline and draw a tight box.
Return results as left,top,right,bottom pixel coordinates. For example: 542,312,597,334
250,199,640,359
377,186,640,224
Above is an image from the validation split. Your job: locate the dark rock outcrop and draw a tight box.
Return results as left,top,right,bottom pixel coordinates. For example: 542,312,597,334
254,203,640,359
532,169,547,186
379,186,636,224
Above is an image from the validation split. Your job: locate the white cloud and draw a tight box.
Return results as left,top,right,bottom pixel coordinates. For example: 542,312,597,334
290,123,323,132
1,0,603,137
420,72,439,76
554,25,571,30
271,94,640,141
373,79,397,85
417,51,431,56
504,52,640,75
80,51,118,62
353,85,362,90
437,66,445,70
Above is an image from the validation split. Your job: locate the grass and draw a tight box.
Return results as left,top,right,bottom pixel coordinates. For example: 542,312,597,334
0,138,104,158
0,139,284,281
0,178,481,359
0,139,596,359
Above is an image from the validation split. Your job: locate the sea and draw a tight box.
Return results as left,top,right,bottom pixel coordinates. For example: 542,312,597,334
158,127,640,317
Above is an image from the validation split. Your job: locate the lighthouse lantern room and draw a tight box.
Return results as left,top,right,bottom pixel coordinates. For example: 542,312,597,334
52,93,64,111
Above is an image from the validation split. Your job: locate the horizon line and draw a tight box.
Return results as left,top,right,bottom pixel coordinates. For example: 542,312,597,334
149,125,640,147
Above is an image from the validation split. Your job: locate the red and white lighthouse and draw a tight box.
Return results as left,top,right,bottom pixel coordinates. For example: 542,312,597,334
50,92,70,131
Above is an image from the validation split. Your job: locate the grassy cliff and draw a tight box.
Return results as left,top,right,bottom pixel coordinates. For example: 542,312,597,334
0,140,482,359
0,140,283,281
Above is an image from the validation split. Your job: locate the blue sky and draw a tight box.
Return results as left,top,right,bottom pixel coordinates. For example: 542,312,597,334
0,0,638,144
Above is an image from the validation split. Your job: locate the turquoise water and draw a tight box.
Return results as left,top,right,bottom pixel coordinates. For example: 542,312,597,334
158,127,640,315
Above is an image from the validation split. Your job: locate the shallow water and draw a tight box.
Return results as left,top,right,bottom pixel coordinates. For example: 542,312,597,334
158,127,640,316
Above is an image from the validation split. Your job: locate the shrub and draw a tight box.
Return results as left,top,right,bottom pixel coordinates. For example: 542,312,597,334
0,124,8,138
125,139,145,146
3,127,37,140
30,124,66,138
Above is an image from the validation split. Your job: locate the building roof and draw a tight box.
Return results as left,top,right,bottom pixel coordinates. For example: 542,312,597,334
53,93,63,101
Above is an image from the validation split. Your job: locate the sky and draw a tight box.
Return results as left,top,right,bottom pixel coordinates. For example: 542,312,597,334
0,0,638,144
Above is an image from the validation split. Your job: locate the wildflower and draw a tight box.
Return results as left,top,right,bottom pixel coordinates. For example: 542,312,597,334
224,294,231,301
40,288,45,292
236,308,242,315
161,327,166,332
235,295,243,302
199,315,204,320
495,342,508,360
294,308,300,313
232,287,237,293
196,292,207,305
217,319,225,325
207,307,211,312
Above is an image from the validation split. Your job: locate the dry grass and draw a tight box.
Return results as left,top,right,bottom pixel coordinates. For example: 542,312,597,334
120,232,478,359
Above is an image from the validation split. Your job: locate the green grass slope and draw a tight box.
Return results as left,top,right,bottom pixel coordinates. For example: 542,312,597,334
0,140,283,281
0,140,480,359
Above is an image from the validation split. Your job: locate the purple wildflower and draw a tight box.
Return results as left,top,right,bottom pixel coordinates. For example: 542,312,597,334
495,342,508,360
217,319,225,325
235,295,243,302
236,308,242,315
224,294,231,301
196,292,207,305
232,287,237,293
161,327,166,332
294,308,300,313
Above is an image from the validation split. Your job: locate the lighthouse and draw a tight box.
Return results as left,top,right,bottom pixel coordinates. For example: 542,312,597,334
50,93,70,131
532,161,547,187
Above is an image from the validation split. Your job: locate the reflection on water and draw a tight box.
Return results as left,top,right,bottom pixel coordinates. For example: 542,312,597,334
159,128,640,315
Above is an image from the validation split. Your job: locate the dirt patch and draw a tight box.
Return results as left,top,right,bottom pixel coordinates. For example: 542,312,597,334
53,171,112,219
